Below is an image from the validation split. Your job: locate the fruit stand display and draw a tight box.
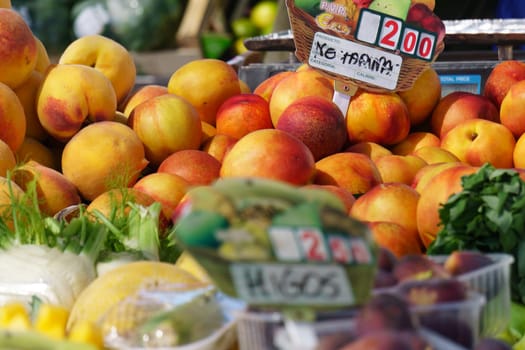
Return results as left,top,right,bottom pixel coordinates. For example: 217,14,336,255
1,0,525,349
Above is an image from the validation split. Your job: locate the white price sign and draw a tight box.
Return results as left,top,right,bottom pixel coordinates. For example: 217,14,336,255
308,31,402,90
230,263,354,306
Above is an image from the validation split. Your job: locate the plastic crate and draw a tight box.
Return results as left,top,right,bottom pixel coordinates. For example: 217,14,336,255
428,253,514,337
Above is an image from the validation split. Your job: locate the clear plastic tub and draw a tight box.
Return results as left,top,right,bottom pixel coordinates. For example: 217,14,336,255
428,253,513,336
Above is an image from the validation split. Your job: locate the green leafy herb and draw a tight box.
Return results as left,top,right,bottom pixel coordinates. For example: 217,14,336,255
427,163,525,302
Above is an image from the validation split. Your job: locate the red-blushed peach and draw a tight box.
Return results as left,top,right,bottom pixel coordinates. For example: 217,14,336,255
0,139,16,177
220,128,316,186
302,184,356,214
13,70,48,142
513,133,525,169
215,93,273,140
128,94,202,167
391,131,441,156
157,149,222,186
431,91,500,139
314,152,382,196
133,172,189,219
201,133,237,162
345,142,392,161
410,146,461,165
350,182,422,250
0,8,37,89
253,70,294,102
398,67,441,126
0,81,26,152
345,90,410,145
12,160,81,216
276,95,348,161
500,80,525,138
440,119,515,168
484,60,525,108
269,69,334,127
37,64,117,142
16,137,59,170
61,121,148,202
167,58,241,125
120,84,169,118
416,164,478,248
367,221,423,258
59,34,137,104
411,161,465,193
200,121,216,146
373,154,427,185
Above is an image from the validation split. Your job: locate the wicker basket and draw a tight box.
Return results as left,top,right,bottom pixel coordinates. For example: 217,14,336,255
285,0,445,93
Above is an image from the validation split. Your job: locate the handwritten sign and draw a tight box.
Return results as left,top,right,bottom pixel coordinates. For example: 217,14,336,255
309,31,402,90
230,263,354,305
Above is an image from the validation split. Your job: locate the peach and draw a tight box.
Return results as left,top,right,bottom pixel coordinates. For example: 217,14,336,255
201,133,237,162
12,160,81,216
0,176,25,229
120,84,169,118
345,142,392,161
61,121,148,201
314,152,382,195
368,221,422,258
59,34,137,104
431,91,500,139
157,149,222,186
0,8,37,89
410,146,461,165
0,81,26,152
239,79,251,93
391,131,440,156
483,60,525,109
350,183,422,249
0,139,16,177
220,129,316,186
33,36,51,74
36,64,117,142
0,0,10,8
276,95,348,161
373,154,427,185
513,133,525,169
13,70,48,142
500,80,525,138
440,119,515,168
269,69,334,126
128,94,202,167
16,137,59,170
398,67,441,126
346,90,410,145
302,184,356,214
215,93,273,140
416,164,478,248
253,71,294,102
200,121,216,146
167,58,241,125
411,162,465,193
133,172,189,219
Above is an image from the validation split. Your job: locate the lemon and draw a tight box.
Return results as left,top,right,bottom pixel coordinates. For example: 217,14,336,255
250,1,278,30
67,261,205,330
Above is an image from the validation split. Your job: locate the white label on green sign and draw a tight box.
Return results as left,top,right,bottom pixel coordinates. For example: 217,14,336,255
230,263,354,305
309,31,402,90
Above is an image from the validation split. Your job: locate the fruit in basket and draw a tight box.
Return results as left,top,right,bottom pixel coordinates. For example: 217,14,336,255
220,129,316,186
61,121,148,201
36,64,117,142
158,149,221,186
0,8,38,89
431,91,500,139
276,96,348,161
405,2,445,43
167,59,241,126
345,90,410,146
392,254,449,282
443,251,494,276
0,82,26,153
440,119,515,168
483,60,525,109
314,152,382,195
59,34,136,104
128,94,202,167
369,0,411,20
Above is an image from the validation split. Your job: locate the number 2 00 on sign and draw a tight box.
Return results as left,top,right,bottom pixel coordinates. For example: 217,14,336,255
356,9,436,61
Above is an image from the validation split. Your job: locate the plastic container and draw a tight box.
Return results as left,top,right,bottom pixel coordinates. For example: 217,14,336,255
428,253,514,337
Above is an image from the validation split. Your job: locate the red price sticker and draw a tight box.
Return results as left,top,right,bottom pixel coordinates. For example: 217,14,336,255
328,236,352,263
378,17,403,51
298,228,329,262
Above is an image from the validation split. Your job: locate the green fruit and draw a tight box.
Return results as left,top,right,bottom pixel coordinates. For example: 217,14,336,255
369,0,411,20
294,0,322,17
231,17,260,38
250,0,278,29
